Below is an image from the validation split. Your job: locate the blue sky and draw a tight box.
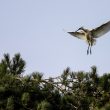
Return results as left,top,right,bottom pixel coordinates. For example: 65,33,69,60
0,0,110,77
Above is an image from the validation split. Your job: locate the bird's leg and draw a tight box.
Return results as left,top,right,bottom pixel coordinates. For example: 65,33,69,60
90,42,92,54
87,42,92,55
90,38,92,54
90,46,92,54
87,45,90,55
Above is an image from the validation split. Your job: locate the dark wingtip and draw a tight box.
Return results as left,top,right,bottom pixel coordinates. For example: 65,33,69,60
67,32,72,34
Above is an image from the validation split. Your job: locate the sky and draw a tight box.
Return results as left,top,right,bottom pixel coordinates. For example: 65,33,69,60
0,0,110,77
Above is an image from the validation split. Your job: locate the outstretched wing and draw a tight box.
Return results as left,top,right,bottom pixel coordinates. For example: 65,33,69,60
67,31,86,40
91,21,110,38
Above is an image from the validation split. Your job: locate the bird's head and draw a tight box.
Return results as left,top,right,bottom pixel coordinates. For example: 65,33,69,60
76,27,84,31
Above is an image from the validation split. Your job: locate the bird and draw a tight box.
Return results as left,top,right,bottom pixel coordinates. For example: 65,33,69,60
67,21,110,55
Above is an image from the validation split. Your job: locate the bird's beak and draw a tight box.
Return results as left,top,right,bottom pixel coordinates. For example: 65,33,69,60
76,27,84,32
76,28,80,32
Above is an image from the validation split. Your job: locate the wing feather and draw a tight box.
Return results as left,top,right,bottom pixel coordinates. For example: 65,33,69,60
91,21,110,38
67,31,86,40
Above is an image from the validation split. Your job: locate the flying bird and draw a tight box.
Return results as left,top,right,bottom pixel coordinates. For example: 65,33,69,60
67,21,110,54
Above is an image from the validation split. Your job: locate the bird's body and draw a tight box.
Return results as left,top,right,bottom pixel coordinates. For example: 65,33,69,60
67,21,110,54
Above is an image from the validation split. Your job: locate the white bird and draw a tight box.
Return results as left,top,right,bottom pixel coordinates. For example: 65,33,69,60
67,21,110,54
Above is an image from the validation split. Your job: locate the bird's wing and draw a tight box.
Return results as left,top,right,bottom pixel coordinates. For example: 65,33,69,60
91,21,110,38
67,31,86,40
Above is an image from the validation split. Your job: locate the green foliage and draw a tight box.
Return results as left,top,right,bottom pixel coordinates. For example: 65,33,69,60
0,53,110,110
37,100,52,110
0,53,25,75
6,96,14,110
21,92,30,106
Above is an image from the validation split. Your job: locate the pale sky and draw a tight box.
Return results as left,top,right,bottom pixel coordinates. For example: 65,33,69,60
0,0,110,77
